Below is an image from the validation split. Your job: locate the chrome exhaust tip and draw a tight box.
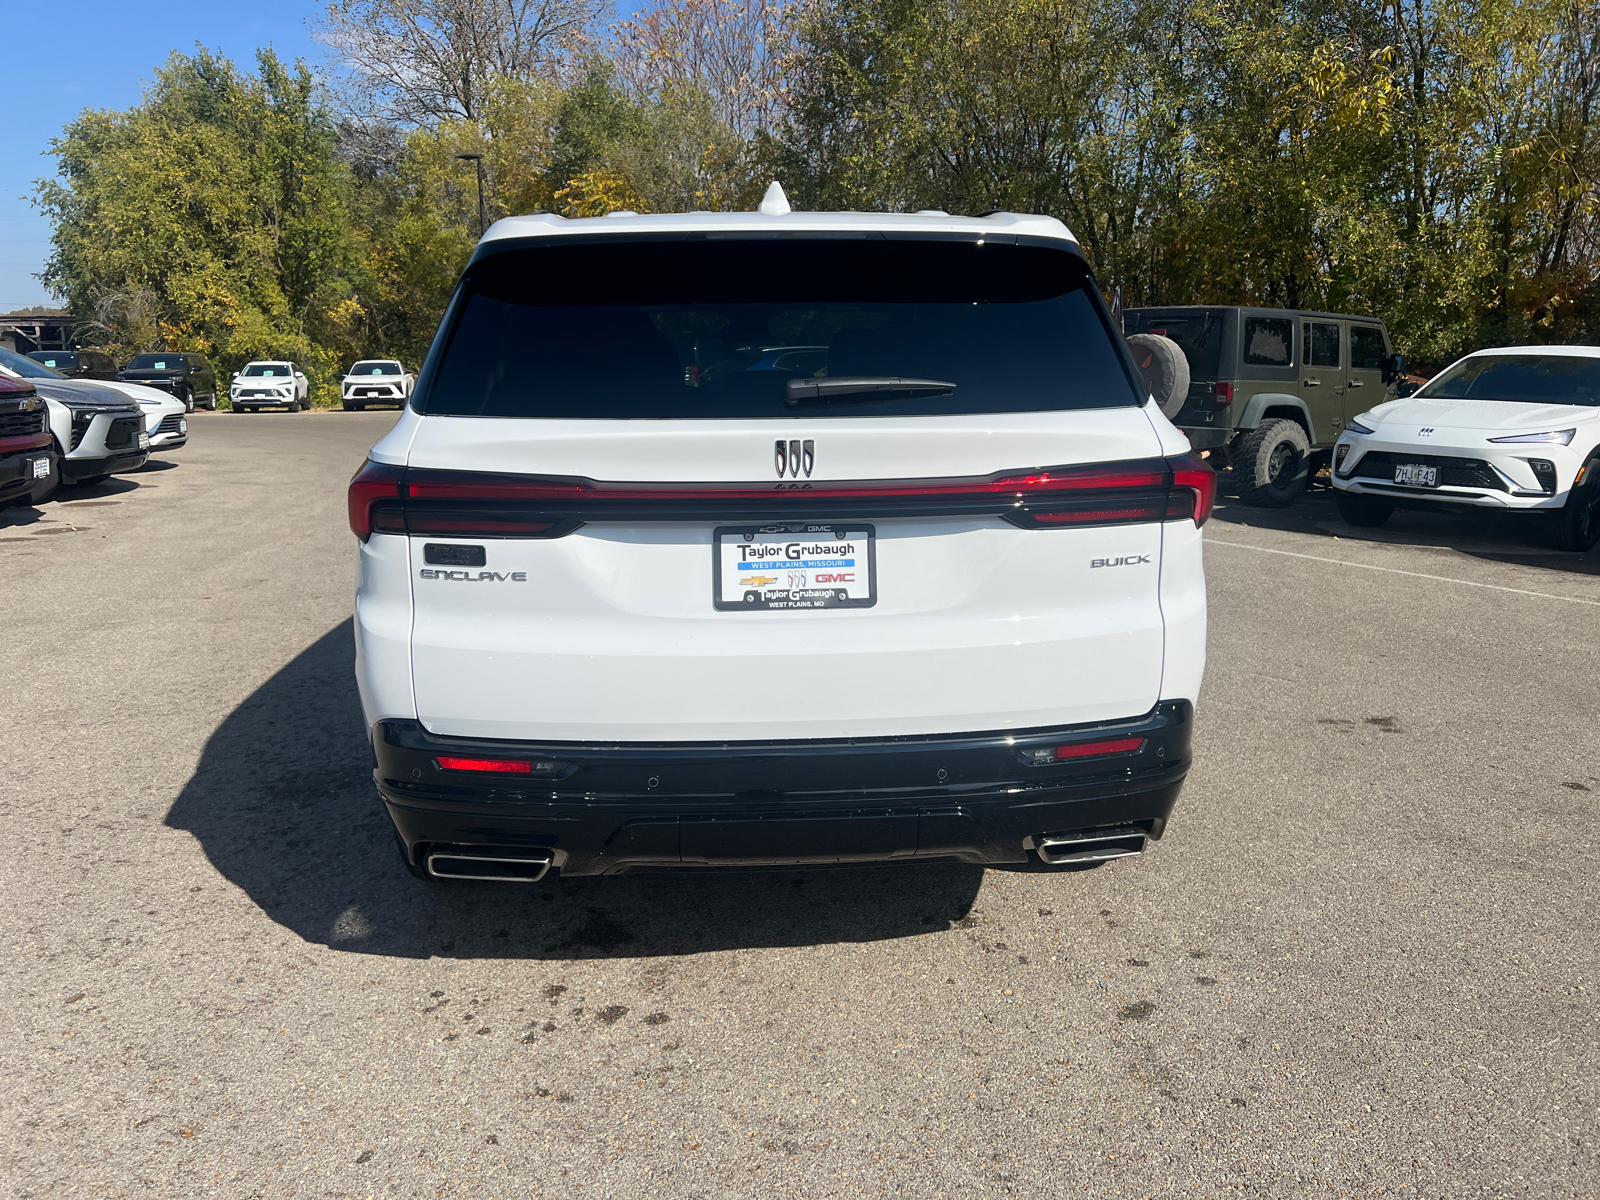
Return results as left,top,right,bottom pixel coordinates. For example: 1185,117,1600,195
426,847,554,883
1028,826,1147,866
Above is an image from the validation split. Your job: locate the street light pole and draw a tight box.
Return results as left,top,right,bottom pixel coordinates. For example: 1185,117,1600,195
455,153,486,238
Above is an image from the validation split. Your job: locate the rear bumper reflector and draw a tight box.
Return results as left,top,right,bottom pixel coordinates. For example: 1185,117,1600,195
435,756,533,774
1027,736,1146,764
348,455,1216,540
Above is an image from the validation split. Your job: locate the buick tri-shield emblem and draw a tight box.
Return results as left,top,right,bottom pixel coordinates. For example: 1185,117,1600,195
775,439,815,478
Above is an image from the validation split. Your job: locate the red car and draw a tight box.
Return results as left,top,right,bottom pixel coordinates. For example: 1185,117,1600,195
0,374,56,508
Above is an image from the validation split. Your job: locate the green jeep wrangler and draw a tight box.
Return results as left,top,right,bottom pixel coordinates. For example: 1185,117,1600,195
1123,306,1404,506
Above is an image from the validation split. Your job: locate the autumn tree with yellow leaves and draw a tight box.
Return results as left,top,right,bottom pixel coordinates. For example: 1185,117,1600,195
32,0,1600,391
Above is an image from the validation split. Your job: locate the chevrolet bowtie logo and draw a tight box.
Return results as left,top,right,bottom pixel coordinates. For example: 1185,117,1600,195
775,438,815,478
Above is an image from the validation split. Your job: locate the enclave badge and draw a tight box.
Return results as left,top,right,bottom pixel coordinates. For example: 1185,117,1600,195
775,438,815,478
419,569,528,581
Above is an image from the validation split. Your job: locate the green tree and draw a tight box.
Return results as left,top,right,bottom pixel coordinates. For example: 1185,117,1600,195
36,47,364,399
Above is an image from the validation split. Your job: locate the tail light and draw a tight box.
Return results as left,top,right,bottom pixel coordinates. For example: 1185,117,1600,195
348,460,404,540
1213,381,1234,406
1027,736,1146,764
1166,454,1216,525
348,454,1218,541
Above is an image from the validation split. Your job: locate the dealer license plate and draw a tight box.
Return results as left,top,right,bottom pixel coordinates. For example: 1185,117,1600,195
138,431,151,449
1393,462,1437,487
714,524,876,611
31,457,49,479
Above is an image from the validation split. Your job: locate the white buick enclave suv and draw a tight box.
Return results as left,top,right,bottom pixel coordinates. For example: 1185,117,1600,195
350,196,1212,883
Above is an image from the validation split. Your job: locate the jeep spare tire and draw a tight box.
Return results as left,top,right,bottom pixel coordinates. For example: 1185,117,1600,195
1125,333,1190,419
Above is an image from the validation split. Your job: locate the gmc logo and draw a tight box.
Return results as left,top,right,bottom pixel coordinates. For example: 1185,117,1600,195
814,573,855,583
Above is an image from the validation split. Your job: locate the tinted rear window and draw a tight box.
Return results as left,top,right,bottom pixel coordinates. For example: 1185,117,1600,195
1123,309,1225,378
420,239,1139,419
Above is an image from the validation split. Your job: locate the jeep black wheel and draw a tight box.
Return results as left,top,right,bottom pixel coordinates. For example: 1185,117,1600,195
1553,458,1600,552
1337,493,1394,528
1235,418,1311,507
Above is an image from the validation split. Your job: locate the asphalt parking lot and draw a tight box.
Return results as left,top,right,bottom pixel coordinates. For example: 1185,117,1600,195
3,411,1594,1198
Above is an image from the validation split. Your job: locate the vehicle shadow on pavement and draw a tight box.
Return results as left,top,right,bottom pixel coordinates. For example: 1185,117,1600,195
1212,471,1600,578
166,620,985,960
1,471,160,529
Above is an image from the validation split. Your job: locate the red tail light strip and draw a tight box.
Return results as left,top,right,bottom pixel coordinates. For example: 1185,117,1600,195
435,756,533,774
349,455,1216,539
1055,735,1146,759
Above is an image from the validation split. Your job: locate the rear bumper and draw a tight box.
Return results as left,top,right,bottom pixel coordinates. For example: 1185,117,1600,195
373,701,1193,876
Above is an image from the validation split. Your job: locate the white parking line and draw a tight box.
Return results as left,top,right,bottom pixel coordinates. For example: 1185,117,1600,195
1207,539,1600,607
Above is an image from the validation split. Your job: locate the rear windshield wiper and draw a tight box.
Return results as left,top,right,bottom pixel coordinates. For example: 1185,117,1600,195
784,376,958,407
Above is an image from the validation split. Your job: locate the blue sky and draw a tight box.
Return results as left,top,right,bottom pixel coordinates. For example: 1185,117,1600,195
0,0,641,313
1,1,326,310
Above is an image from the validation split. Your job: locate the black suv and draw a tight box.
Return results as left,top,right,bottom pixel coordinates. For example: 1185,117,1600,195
27,349,117,380
117,353,218,412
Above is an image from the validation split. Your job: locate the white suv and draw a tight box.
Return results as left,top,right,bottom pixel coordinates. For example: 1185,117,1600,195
350,199,1212,883
1331,345,1600,550
231,361,309,411
342,360,414,410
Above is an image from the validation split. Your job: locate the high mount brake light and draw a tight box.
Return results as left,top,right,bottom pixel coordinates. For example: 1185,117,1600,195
347,454,1217,539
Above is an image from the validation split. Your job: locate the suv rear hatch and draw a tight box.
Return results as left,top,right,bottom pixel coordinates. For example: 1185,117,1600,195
378,235,1204,741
